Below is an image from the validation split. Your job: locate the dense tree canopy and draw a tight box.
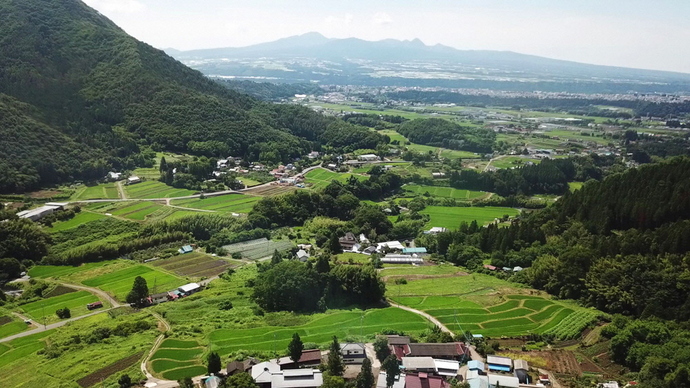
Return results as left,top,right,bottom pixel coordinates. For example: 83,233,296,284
397,118,495,153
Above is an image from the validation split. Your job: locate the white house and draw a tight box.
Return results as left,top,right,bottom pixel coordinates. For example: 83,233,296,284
178,283,201,295
127,176,141,184
340,343,367,364
376,241,405,252
296,249,310,262
107,172,122,180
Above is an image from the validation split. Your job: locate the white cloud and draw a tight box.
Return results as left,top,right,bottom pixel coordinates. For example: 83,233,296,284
83,0,145,14
324,13,354,27
372,12,392,26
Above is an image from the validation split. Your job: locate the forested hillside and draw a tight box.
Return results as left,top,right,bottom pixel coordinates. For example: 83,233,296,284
421,157,690,387
0,0,383,192
397,118,495,153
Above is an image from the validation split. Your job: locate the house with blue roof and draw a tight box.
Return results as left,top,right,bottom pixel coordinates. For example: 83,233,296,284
178,245,193,254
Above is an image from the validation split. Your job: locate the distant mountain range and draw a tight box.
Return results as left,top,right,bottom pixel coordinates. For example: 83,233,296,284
167,32,690,93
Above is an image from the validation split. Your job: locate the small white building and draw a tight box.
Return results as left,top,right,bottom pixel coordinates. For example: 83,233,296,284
296,249,310,262
358,154,379,162
425,227,447,234
488,374,519,388
127,176,141,184
107,172,122,180
16,203,67,221
178,283,201,295
376,241,405,252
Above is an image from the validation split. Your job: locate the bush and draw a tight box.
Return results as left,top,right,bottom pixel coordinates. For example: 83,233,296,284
55,307,71,319
218,300,234,310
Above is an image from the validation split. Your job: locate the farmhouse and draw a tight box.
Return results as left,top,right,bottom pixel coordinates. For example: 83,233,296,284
17,202,68,222
340,343,367,364
424,227,447,234
391,342,469,361
178,283,201,296
376,372,406,388
405,373,450,388
338,232,359,251
296,249,310,262
486,355,513,372
358,154,379,162
227,359,258,375
402,357,436,373
278,349,322,369
127,176,141,184
251,361,323,388
434,359,460,377
149,292,170,304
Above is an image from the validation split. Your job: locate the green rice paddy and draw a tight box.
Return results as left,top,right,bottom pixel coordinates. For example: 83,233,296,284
403,185,487,200
124,181,196,199
171,194,260,213
81,265,184,301
420,206,519,229
20,291,103,323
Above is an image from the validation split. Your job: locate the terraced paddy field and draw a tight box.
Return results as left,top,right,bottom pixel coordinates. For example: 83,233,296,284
222,238,293,260
305,168,366,190
109,201,165,221
208,307,428,357
48,211,107,232
171,194,260,214
71,183,120,200
81,265,185,301
404,185,487,200
124,181,196,199
385,266,599,338
150,339,206,380
421,206,519,230
20,290,106,324
151,252,235,278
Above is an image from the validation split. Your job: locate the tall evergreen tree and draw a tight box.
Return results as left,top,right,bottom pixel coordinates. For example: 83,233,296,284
327,234,343,254
382,355,399,388
288,333,304,364
207,351,221,375
125,276,149,307
373,336,391,362
326,336,344,376
271,249,283,265
356,358,375,388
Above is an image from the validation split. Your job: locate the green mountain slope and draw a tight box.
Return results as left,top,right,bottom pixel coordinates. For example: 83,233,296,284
0,0,375,193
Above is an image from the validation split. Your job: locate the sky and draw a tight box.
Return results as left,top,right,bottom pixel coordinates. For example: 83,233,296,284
82,0,690,74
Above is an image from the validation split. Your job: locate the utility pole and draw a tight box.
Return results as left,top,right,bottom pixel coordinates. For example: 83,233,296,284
42,303,46,330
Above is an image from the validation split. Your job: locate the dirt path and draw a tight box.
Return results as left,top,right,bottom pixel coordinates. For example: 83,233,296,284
116,181,127,199
140,311,178,388
387,299,454,334
61,282,122,308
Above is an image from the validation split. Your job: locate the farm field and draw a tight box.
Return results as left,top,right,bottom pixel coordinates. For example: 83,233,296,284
404,185,487,200
20,290,105,324
420,206,519,230
48,211,107,232
0,313,157,387
0,317,27,339
222,238,293,260
109,201,165,221
305,168,365,190
243,184,297,197
385,268,599,338
81,265,185,301
171,194,260,214
151,252,234,278
71,183,120,200
124,181,196,199
150,338,206,380
546,130,611,145
28,261,114,279
208,307,428,356
439,149,481,159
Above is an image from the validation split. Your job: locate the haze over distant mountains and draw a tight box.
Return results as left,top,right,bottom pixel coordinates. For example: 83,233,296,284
167,32,690,94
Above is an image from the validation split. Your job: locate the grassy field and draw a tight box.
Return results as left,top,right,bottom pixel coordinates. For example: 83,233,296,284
385,267,599,338
335,252,372,264
569,182,584,191
20,290,105,324
81,265,185,301
491,156,541,169
71,183,120,201
404,185,487,200
124,181,196,199
109,201,165,221
48,211,107,232
305,168,365,190
421,206,519,229
151,252,235,278
209,307,428,356
171,194,260,213
547,130,612,145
